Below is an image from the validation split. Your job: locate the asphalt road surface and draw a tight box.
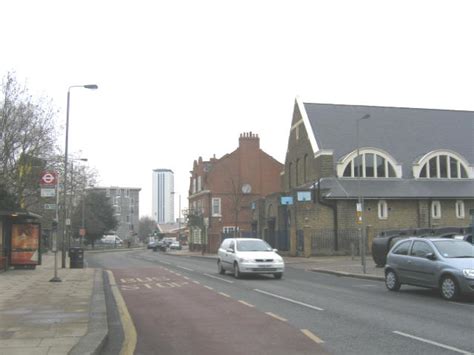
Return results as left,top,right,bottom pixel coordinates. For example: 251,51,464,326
87,249,474,355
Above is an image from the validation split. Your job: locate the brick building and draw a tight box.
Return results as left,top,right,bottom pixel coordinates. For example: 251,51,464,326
187,132,283,253
252,97,474,256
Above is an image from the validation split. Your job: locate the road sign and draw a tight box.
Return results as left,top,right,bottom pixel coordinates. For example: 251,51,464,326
41,188,56,197
44,204,57,210
40,171,57,186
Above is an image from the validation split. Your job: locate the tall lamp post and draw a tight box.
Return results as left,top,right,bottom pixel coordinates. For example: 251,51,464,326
356,114,370,274
61,84,98,268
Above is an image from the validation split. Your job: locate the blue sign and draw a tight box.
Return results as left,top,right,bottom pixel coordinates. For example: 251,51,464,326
297,191,312,202
280,196,293,205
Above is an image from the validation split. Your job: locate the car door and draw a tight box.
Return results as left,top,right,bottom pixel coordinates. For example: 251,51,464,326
406,241,437,287
222,240,236,270
388,240,412,283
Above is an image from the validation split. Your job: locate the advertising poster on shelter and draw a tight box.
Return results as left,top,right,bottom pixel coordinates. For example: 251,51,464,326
11,224,40,265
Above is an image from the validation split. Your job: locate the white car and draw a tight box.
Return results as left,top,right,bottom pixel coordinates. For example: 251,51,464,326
217,238,285,279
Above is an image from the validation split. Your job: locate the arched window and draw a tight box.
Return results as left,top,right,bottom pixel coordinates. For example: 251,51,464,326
339,149,399,178
431,201,441,219
378,200,388,220
416,151,470,179
455,200,465,219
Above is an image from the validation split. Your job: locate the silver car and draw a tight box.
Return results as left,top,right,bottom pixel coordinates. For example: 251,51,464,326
217,238,285,279
385,237,474,300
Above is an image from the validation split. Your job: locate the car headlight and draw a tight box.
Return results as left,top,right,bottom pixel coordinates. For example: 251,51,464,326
239,257,252,263
462,269,474,279
275,258,284,264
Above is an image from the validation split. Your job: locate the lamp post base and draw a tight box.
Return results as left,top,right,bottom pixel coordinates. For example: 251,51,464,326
49,276,62,282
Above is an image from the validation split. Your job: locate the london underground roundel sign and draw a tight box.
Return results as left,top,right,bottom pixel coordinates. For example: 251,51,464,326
41,171,57,186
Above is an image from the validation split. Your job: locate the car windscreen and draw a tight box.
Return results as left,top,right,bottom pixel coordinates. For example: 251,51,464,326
432,240,474,258
236,240,272,252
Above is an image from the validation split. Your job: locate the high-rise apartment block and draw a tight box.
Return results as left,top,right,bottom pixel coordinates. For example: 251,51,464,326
152,169,174,224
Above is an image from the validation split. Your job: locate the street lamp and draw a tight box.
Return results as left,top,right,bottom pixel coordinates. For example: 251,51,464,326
61,84,98,268
356,114,370,274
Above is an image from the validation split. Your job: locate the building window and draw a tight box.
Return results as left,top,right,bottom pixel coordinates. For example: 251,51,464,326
378,200,388,220
295,159,300,186
212,198,221,216
192,178,197,193
296,125,300,140
455,200,465,219
197,176,202,191
340,150,398,178
417,151,470,179
288,162,293,189
431,201,441,219
303,154,308,183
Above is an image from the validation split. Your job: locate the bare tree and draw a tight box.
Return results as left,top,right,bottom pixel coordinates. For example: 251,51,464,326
0,72,59,212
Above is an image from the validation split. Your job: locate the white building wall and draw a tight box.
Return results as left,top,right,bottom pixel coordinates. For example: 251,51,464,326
152,169,175,224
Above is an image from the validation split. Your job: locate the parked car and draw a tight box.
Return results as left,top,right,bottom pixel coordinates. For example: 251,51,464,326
217,238,285,279
384,237,474,300
147,240,157,249
440,233,473,244
372,227,472,267
170,241,181,250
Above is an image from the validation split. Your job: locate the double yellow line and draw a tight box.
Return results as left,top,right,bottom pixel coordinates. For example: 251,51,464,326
106,270,137,355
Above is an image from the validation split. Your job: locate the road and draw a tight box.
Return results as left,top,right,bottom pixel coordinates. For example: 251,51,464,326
87,249,474,355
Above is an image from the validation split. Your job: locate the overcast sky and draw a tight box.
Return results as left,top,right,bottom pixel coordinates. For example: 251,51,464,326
2,0,473,218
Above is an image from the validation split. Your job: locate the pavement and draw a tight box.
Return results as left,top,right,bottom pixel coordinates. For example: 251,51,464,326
0,247,384,355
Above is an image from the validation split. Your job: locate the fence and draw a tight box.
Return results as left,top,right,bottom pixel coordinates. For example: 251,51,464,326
311,229,362,256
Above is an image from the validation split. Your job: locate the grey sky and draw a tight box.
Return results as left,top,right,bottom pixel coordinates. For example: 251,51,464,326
2,0,473,217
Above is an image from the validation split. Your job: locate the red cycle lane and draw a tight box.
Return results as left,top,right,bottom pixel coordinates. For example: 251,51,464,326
110,266,329,355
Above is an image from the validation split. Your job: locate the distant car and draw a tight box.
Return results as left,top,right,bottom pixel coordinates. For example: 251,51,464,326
217,238,285,279
147,241,157,249
169,241,181,250
384,237,474,300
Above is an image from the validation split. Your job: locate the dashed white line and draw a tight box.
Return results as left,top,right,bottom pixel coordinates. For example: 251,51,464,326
177,266,194,271
238,300,255,308
204,273,234,283
301,329,324,344
192,280,200,284
393,331,471,354
219,292,231,298
204,285,214,290
266,312,287,322
254,289,324,311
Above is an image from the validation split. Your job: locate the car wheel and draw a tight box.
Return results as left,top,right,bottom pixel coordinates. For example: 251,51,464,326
274,273,283,279
440,275,459,301
233,262,241,279
217,260,225,275
385,269,401,291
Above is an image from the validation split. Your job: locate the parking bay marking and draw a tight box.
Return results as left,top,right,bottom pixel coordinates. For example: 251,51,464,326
393,331,471,354
254,289,324,311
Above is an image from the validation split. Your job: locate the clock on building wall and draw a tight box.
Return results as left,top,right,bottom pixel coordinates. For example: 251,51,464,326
241,183,252,194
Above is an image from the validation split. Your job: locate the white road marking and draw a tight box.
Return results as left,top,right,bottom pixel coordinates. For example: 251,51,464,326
204,285,214,290
266,312,287,322
254,289,324,311
301,329,324,344
177,266,194,271
204,273,234,283
393,331,472,354
183,276,190,280
192,280,200,284
238,300,255,308
219,292,231,298
160,261,171,265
